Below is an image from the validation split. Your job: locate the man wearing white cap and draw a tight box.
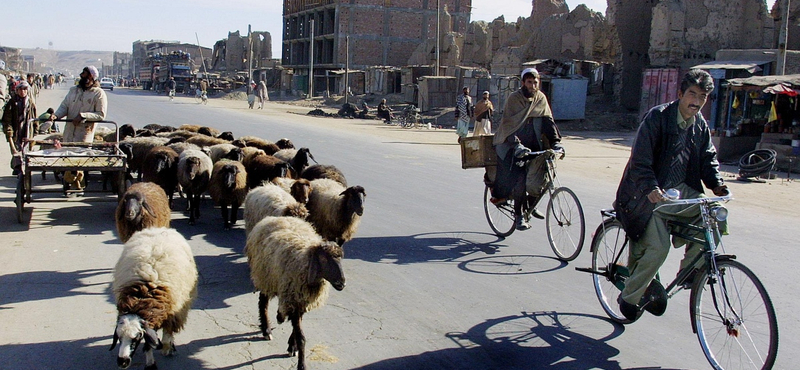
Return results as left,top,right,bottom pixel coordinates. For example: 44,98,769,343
48,65,107,194
491,67,563,230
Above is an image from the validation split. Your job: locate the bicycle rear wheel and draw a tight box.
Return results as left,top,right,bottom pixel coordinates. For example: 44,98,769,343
591,218,632,324
546,187,585,261
484,186,515,237
15,172,25,223
691,259,778,370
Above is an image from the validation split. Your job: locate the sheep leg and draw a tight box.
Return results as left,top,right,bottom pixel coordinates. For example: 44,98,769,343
289,314,306,370
144,347,157,370
187,190,196,225
258,293,273,340
193,193,201,220
221,204,231,230
161,330,175,356
230,201,240,225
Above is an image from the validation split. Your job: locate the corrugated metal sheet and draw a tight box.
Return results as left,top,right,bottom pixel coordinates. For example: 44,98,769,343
692,60,771,73
727,74,800,88
639,68,680,120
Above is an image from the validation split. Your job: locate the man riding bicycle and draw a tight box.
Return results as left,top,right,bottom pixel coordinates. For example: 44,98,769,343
614,69,729,322
167,77,177,99
490,67,563,231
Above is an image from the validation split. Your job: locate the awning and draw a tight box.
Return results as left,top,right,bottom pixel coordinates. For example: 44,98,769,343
692,60,772,73
727,74,800,87
763,83,799,97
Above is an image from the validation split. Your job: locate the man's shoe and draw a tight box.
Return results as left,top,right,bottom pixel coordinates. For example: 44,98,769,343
516,217,531,231
490,197,507,206
531,208,545,220
618,296,642,322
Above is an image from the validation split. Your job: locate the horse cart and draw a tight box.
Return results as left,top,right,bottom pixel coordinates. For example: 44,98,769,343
14,120,129,223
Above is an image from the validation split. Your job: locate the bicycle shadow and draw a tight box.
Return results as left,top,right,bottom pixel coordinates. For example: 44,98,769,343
353,311,636,370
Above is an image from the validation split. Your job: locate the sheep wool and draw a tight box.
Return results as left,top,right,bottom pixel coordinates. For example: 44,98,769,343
307,178,366,244
116,182,171,243
244,183,308,237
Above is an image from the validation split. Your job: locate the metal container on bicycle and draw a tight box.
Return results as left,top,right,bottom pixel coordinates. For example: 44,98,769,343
460,134,497,169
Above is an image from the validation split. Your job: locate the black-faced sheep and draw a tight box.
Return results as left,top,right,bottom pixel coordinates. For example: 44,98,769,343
102,124,137,143
301,164,347,187
177,149,213,225
275,138,295,149
233,135,280,155
244,183,309,236
273,148,316,179
216,131,235,141
142,146,180,207
122,137,172,180
245,216,345,370
110,227,198,370
244,154,291,189
209,160,248,230
208,143,244,163
306,179,366,245
272,177,313,204
116,182,171,243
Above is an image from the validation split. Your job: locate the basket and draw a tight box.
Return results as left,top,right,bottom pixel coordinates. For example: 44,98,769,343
460,135,497,169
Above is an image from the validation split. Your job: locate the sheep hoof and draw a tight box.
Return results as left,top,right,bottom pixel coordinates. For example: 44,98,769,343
188,219,196,226
161,344,175,357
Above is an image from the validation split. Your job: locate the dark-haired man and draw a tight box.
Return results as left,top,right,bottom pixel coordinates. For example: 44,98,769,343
49,65,107,194
614,69,728,322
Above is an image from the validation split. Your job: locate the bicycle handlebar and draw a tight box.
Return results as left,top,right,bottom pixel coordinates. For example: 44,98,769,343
518,148,565,160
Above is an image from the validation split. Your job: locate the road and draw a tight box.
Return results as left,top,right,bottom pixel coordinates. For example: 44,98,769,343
0,85,797,370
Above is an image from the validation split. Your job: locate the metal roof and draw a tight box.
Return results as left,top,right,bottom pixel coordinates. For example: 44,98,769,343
691,60,772,73
727,74,800,87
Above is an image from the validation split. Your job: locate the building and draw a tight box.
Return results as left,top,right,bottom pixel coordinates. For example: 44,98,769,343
131,40,212,81
282,0,472,95
112,52,132,79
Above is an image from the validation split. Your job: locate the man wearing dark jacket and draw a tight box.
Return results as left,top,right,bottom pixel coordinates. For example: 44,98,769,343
614,69,728,322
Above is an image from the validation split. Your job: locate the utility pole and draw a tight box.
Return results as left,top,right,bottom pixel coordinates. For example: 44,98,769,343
345,35,350,104
248,24,253,93
195,33,208,77
436,0,440,76
777,0,791,75
309,19,315,99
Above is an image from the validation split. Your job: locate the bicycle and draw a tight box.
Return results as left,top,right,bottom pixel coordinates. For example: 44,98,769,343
194,89,208,105
483,149,585,261
577,190,778,370
168,88,175,101
396,105,420,129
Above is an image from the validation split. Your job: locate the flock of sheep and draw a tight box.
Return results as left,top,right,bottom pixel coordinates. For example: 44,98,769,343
80,123,368,370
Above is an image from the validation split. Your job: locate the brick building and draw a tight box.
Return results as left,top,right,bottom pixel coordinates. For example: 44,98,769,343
282,0,471,94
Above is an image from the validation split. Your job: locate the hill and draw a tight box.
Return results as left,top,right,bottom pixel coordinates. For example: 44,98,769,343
22,48,113,77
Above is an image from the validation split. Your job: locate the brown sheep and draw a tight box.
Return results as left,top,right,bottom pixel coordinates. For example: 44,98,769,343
115,182,171,243
301,164,347,187
233,135,280,155
244,154,291,189
142,146,180,207
186,134,230,147
209,160,248,230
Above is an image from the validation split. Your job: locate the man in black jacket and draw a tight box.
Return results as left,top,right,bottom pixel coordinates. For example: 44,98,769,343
614,69,728,322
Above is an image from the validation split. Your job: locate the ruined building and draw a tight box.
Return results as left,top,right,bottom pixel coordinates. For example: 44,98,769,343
211,31,273,73
282,0,471,93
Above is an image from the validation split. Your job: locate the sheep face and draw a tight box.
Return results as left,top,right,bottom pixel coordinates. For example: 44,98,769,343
110,314,160,369
342,186,366,216
121,194,151,223
310,242,346,291
221,164,240,189
153,152,175,173
290,179,312,204
185,157,202,181
119,124,136,141
275,138,294,149
217,131,235,141
225,147,243,162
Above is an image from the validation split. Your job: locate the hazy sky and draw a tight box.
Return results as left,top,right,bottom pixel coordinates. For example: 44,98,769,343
0,0,777,55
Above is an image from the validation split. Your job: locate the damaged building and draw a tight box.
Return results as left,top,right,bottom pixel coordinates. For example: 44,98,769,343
132,40,212,79
211,30,273,73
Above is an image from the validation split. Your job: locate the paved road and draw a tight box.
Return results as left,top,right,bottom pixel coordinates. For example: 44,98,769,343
0,85,796,369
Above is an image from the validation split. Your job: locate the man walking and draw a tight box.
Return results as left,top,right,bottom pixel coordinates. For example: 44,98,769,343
472,91,494,136
455,86,473,140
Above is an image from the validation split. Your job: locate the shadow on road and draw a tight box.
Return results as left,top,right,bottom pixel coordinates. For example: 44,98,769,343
0,268,111,308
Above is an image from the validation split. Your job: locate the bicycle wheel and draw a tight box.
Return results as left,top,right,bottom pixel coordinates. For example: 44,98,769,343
546,187,585,261
15,173,25,223
484,185,515,237
591,218,632,324
691,259,778,370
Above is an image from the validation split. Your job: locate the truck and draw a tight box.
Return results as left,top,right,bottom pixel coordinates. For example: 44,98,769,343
155,51,194,93
138,58,160,91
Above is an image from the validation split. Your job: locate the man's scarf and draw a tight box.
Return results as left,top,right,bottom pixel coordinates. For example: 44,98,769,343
493,88,553,145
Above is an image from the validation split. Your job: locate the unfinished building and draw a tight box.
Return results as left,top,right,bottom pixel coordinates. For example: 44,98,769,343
281,0,471,95
211,31,273,73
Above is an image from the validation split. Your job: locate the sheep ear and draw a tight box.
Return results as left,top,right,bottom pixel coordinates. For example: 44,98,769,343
109,330,119,351
142,322,161,349
141,201,154,217
307,249,322,284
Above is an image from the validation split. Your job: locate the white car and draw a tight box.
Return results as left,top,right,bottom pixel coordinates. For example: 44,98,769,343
100,77,115,91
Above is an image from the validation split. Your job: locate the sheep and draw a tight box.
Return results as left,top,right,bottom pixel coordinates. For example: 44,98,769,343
244,183,309,236
179,124,221,137
275,138,295,149
244,154,291,190
216,131,235,141
208,143,244,163
115,182,171,244
122,137,172,180
142,146,180,207
167,141,202,156
306,179,366,245
177,149,213,225
102,124,137,143
110,227,198,370
272,177,313,204
273,148,316,179
233,135,280,155
209,160,248,230
301,164,347,187
240,146,265,162
157,129,197,140
186,134,229,147
245,216,345,370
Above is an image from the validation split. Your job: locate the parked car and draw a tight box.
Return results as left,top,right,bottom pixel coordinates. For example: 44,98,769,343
100,77,115,91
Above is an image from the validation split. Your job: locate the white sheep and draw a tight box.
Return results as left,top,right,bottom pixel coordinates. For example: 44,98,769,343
244,183,308,237
110,227,198,370
306,178,366,245
246,216,345,370
177,149,213,225
208,143,243,163
271,177,313,204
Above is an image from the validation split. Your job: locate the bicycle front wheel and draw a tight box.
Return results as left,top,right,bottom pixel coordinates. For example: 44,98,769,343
546,187,585,261
691,259,778,370
484,185,515,238
591,219,632,324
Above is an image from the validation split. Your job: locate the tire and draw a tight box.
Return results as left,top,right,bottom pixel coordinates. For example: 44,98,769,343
484,185,515,238
546,187,585,261
691,259,778,370
15,173,25,223
590,219,632,324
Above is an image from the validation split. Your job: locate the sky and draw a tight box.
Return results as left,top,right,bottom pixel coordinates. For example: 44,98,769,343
1,0,777,56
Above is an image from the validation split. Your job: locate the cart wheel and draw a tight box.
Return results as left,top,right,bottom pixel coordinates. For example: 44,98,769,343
16,174,25,223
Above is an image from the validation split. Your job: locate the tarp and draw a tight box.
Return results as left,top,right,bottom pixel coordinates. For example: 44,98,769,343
763,83,799,97
727,74,800,87
692,60,771,73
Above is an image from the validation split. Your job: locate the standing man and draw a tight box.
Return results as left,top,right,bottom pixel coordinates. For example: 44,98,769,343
491,68,562,230
614,69,728,322
455,86,473,140
166,77,177,100
48,65,107,194
472,91,494,136
256,80,268,109
26,73,39,104
2,81,36,174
